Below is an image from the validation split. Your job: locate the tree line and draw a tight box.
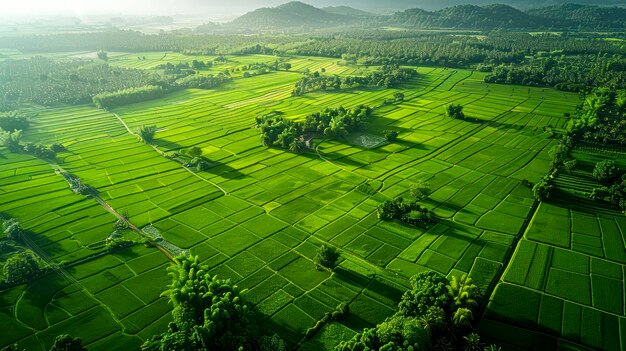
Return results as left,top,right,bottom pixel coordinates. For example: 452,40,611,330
291,65,417,96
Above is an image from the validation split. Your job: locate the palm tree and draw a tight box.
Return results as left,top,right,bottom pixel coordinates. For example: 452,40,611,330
463,333,482,351
448,274,478,309
453,308,473,328
138,125,157,144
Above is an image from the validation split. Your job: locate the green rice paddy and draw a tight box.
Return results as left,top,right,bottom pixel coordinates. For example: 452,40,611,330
2,53,622,350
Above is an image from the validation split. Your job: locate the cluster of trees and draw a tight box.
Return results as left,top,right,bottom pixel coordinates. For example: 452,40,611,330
484,55,626,92
335,272,496,351
590,161,626,211
156,60,213,73
445,104,465,119
142,255,270,351
105,212,137,252
292,65,417,96
181,147,211,172
0,57,159,111
532,140,573,202
532,177,554,202
238,61,292,78
256,106,372,151
567,88,626,146
0,55,234,111
314,244,340,271
92,72,232,109
1,217,46,286
288,34,525,68
383,130,399,142
0,130,61,160
256,113,305,152
303,105,373,137
3,334,87,351
377,197,435,228
0,112,30,132
175,73,231,90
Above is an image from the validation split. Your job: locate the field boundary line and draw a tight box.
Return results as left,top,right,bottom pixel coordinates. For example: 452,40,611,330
107,110,229,196
476,197,540,323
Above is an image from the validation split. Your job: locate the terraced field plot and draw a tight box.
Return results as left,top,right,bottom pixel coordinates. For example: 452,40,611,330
1,55,585,350
478,149,626,351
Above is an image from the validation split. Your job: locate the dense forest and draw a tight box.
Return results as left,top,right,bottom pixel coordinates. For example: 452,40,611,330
0,56,232,111
0,57,159,111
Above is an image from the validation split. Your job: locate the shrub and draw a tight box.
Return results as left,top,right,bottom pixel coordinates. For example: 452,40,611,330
383,130,399,142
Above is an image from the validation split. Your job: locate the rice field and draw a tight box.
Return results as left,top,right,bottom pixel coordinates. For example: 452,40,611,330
2,54,606,350
478,157,626,349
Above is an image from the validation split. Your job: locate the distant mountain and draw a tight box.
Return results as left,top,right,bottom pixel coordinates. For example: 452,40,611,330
322,6,374,16
391,4,554,29
229,1,362,30
224,0,626,12
222,1,626,32
528,4,626,29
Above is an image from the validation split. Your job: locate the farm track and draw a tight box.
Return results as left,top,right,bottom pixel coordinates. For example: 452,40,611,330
109,111,229,196
53,163,176,262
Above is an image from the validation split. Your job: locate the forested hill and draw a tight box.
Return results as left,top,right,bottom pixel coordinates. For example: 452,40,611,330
527,4,626,29
226,2,626,31
228,2,365,30
390,4,553,29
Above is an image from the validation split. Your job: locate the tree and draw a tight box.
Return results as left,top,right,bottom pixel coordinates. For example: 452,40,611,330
593,160,619,183
453,308,474,328
532,177,552,202
377,197,435,228
259,334,287,351
288,139,305,153
97,50,108,61
50,143,65,152
187,147,203,158
383,130,399,142
0,130,22,152
409,181,431,201
564,159,577,173
446,104,465,119
394,92,405,102
548,144,568,168
447,274,478,310
3,250,43,285
49,335,86,351
398,272,453,318
142,255,256,351
138,125,157,144
314,245,340,270
324,116,348,138
3,217,21,241
0,113,29,132
463,333,483,351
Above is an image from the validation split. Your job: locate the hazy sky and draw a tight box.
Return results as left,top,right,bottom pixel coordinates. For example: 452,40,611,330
0,0,297,16
6,0,609,17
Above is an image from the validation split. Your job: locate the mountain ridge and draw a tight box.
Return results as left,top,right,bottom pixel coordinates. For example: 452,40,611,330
225,1,626,31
